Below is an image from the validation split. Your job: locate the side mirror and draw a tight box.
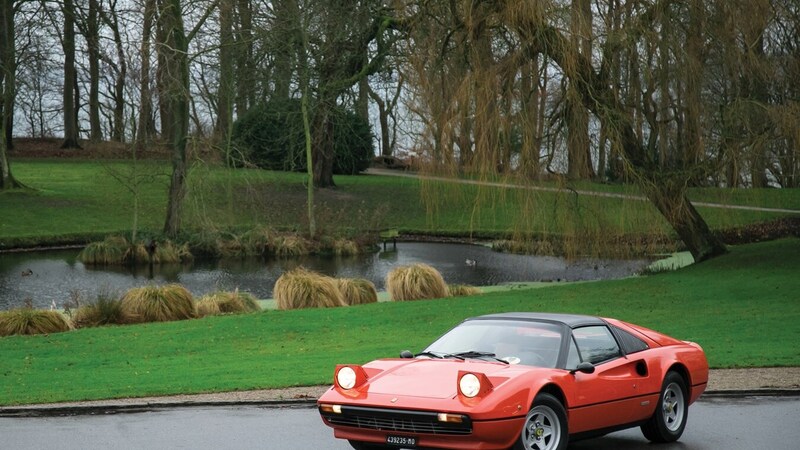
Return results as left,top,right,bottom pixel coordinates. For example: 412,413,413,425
570,362,595,375
399,350,414,359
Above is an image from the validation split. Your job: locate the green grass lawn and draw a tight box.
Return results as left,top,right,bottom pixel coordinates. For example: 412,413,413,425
1,238,798,406
2,159,797,249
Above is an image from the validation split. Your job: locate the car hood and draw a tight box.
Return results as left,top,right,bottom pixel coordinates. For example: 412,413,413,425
360,358,529,399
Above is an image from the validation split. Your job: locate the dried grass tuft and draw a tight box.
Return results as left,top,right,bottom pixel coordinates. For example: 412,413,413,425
386,263,449,301
447,284,482,297
241,227,275,256
336,278,378,305
0,308,72,336
273,235,311,257
195,290,261,317
196,297,222,317
332,239,360,256
273,268,345,310
120,284,195,323
72,295,126,328
78,236,129,264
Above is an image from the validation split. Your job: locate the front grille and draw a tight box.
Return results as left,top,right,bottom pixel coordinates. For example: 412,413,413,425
321,406,473,435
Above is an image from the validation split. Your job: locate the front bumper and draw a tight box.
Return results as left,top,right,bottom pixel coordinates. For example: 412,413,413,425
320,406,524,450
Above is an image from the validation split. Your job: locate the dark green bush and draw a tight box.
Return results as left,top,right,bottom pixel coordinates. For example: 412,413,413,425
232,99,374,175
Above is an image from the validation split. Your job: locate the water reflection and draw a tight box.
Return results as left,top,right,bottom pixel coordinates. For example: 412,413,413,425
0,242,651,310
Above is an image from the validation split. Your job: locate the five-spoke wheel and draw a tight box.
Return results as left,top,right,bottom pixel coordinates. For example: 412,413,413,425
514,393,568,450
641,371,689,442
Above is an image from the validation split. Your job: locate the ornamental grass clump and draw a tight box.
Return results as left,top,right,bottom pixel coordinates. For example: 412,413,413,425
78,235,129,264
195,290,261,317
329,238,360,256
273,268,345,310
195,297,222,317
273,235,311,257
0,308,72,337
386,263,449,301
448,284,482,297
241,227,275,256
336,278,378,305
152,240,192,263
71,295,126,328
120,284,195,323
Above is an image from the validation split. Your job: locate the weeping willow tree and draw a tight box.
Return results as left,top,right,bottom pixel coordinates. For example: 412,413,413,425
406,0,797,261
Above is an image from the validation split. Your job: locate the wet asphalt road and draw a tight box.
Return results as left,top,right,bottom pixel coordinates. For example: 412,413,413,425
1,396,797,450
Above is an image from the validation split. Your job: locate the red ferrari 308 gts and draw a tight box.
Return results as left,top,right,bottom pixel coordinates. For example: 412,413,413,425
318,312,708,450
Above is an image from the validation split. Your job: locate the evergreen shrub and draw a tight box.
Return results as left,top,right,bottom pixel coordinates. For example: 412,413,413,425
232,99,374,174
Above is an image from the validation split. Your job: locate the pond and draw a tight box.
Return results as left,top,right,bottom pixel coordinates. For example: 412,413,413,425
0,242,652,311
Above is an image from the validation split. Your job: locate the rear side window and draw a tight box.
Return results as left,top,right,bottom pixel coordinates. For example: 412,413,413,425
572,326,621,365
613,325,649,354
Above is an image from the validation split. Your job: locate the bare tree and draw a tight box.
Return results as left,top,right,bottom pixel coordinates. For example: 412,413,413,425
158,0,216,236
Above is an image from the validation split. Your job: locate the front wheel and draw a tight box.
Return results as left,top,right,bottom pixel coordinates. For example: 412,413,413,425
641,371,688,442
513,393,568,450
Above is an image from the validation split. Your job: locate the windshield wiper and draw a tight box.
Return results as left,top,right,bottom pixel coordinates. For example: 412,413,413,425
414,351,444,359
444,351,509,364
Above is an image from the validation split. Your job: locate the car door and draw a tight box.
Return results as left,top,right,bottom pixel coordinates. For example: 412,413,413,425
562,325,657,434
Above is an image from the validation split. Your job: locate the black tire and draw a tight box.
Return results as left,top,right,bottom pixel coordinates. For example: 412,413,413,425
641,371,689,442
348,441,389,450
512,393,568,450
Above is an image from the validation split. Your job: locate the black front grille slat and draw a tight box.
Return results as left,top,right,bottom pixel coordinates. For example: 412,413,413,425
321,406,472,435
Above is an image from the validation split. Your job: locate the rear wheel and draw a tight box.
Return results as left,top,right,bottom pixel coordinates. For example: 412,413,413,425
641,371,688,442
513,393,568,450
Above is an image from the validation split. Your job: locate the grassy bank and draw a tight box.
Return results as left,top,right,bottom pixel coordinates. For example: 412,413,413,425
0,238,798,406
2,159,797,249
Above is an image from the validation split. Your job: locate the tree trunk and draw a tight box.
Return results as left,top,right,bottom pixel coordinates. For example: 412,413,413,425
299,19,315,238
0,0,15,185
137,0,156,148
566,0,593,180
87,0,102,142
742,1,771,188
158,0,190,237
682,0,705,175
62,0,81,149
102,3,127,142
312,97,336,188
0,112,18,189
1,0,14,152
272,0,297,101
367,85,392,157
234,0,254,116
215,0,235,163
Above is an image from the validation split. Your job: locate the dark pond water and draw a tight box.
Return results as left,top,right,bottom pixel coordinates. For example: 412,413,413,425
0,242,651,311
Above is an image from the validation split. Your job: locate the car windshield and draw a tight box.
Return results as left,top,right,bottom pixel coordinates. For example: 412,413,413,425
422,319,564,368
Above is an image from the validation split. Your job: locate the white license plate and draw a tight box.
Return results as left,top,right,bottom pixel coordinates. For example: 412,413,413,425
385,435,417,447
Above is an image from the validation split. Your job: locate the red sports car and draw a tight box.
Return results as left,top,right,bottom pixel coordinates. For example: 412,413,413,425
318,312,708,450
